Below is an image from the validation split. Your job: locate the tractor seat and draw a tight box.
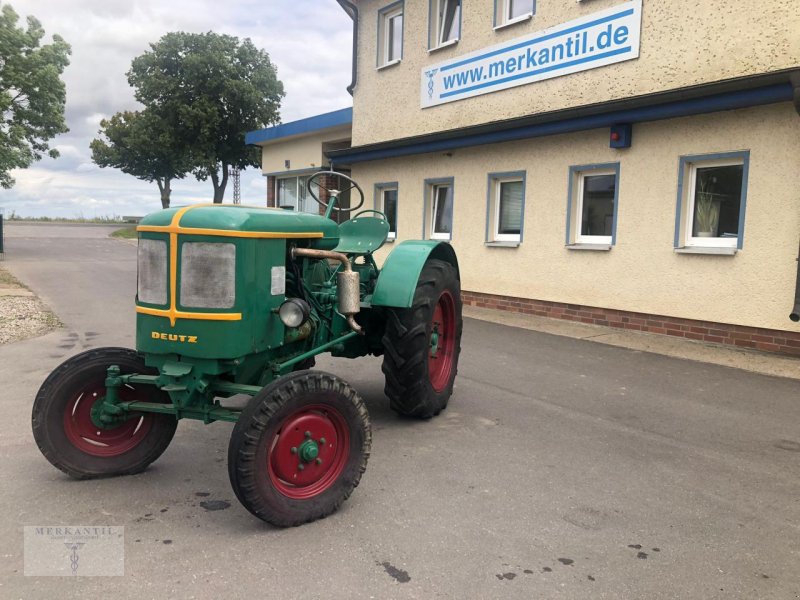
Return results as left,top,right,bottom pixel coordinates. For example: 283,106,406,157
333,212,390,255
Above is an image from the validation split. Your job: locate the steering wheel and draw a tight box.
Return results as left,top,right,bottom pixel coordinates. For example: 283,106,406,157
306,170,365,213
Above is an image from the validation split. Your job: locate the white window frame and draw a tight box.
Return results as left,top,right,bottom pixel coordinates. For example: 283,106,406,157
487,173,525,243
276,174,318,214
429,0,461,51
494,0,534,30
375,183,398,240
425,179,454,241
378,2,404,68
576,170,615,245
566,164,619,248
680,156,746,249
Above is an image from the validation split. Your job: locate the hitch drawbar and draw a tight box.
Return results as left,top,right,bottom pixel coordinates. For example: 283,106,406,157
291,247,363,334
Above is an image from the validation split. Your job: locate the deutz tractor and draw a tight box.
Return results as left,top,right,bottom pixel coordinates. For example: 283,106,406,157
31,172,462,527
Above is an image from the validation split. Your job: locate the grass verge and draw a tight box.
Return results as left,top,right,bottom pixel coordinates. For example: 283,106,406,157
0,267,26,288
111,227,138,239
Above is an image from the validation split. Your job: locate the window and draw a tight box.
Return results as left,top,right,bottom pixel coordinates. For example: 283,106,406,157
430,0,461,50
375,183,398,239
566,164,619,248
378,2,404,67
425,179,454,240
137,238,167,305
675,152,749,251
494,0,534,29
487,172,525,243
276,175,319,214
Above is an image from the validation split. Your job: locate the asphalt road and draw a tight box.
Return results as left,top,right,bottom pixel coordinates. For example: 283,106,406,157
1,223,799,599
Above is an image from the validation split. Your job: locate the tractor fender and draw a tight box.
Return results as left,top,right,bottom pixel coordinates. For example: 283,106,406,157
371,240,460,308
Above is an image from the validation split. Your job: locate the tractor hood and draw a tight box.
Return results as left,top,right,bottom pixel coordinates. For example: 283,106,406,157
139,204,339,248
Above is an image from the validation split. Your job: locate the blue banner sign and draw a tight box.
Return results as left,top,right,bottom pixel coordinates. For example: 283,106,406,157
421,0,642,108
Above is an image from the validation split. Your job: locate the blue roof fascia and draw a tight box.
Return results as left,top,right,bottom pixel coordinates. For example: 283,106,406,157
328,84,793,164
246,107,353,145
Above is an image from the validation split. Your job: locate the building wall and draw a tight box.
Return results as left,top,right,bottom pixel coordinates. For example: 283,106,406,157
354,102,800,332
260,126,351,174
352,0,800,146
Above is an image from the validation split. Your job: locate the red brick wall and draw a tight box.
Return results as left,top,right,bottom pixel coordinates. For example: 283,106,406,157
314,173,351,223
461,290,800,357
266,176,276,207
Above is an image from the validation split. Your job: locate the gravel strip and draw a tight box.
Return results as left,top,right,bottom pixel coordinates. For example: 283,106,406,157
0,268,61,344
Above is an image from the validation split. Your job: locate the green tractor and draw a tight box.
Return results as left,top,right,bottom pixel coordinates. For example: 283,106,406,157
31,172,462,527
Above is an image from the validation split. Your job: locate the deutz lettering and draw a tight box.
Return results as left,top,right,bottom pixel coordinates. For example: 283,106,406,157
151,331,198,343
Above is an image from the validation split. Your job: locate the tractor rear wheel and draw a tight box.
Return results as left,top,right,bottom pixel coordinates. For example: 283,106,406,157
381,259,463,418
227,371,371,527
31,347,178,479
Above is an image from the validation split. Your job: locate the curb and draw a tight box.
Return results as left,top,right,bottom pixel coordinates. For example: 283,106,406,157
464,305,800,381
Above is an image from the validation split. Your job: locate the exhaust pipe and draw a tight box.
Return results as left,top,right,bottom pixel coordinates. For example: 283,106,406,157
791,243,800,322
291,247,363,334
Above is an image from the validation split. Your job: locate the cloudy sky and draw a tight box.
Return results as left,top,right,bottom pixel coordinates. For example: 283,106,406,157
2,0,353,218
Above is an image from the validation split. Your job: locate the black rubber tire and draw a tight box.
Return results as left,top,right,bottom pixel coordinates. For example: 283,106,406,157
381,259,463,418
227,370,371,527
31,347,178,479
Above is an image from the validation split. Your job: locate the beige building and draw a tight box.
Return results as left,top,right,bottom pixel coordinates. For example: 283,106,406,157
248,0,800,355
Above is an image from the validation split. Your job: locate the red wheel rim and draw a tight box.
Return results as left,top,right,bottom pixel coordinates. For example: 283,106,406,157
267,404,350,500
428,290,457,392
63,383,154,457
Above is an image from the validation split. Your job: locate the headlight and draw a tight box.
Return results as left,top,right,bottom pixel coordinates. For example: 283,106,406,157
279,298,310,328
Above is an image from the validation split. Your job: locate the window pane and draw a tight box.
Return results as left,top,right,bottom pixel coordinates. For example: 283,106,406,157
297,176,320,213
498,180,523,235
440,0,460,43
580,174,615,237
297,176,308,212
137,238,167,305
383,188,398,234
388,13,402,61
180,242,236,309
691,164,743,238
433,185,453,235
509,0,533,19
277,177,298,210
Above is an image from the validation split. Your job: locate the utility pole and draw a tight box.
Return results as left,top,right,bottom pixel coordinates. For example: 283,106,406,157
229,168,241,204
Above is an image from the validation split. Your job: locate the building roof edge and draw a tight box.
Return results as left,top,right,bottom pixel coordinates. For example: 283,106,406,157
328,70,799,164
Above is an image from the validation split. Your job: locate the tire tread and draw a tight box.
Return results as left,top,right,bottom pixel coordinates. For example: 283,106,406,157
381,260,463,418
228,370,371,527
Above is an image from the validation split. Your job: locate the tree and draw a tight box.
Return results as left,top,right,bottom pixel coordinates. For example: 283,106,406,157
0,3,70,188
128,32,284,203
90,110,190,209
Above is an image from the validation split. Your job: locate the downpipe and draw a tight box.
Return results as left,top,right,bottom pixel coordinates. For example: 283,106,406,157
336,0,358,96
791,242,800,322
291,247,363,334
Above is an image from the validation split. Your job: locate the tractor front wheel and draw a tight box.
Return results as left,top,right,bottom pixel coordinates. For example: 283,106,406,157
381,259,463,418
227,371,371,527
31,347,178,479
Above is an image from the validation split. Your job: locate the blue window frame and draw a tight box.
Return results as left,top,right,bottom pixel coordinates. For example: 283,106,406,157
429,0,462,50
493,0,535,29
423,177,455,240
377,1,404,68
566,162,620,248
485,171,526,244
374,182,399,239
674,151,749,251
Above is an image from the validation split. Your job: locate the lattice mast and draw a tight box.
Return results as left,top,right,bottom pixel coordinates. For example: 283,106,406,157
229,168,241,204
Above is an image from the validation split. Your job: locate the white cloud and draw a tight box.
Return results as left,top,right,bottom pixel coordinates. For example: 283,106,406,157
5,0,353,217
